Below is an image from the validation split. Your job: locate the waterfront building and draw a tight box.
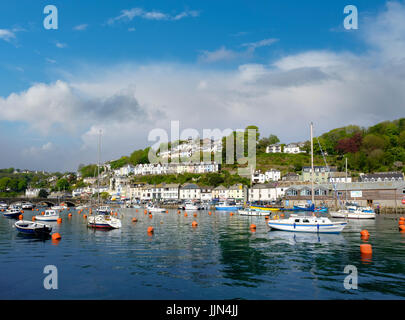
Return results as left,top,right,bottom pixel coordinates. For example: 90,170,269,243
200,186,214,201
212,185,228,200
179,183,201,200
284,181,405,209
249,183,286,202
227,184,248,202
161,183,180,200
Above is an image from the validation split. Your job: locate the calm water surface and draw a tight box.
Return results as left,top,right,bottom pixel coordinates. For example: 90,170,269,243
1,209,405,299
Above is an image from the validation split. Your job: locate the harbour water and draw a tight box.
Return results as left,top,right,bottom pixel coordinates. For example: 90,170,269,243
1,209,405,300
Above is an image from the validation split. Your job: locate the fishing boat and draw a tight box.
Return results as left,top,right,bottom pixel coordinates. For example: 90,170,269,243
0,202,8,210
268,123,347,234
15,220,52,236
185,201,200,211
238,208,269,216
250,205,280,212
215,201,242,211
3,208,22,218
35,209,59,221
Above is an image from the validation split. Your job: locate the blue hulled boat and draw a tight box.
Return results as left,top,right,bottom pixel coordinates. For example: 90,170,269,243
15,220,52,236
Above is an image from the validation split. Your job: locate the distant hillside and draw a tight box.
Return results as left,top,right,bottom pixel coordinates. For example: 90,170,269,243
80,118,405,176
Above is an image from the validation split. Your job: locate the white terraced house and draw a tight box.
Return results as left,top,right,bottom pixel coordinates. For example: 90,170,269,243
266,144,282,153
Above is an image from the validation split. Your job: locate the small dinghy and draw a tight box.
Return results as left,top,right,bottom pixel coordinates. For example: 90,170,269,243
15,220,52,236
3,208,22,218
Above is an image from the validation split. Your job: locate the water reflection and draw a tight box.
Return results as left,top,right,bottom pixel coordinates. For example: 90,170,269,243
267,231,346,245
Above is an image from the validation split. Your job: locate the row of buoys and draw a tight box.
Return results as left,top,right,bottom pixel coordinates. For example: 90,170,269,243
399,217,405,231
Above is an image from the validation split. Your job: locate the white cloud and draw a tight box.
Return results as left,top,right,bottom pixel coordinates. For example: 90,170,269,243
73,24,88,31
22,142,54,156
107,8,199,24
0,29,16,42
198,46,241,63
55,42,67,48
241,38,278,51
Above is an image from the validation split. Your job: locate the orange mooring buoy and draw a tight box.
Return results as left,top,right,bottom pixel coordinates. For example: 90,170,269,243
57,218,62,224
52,233,61,240
32,216,36,221
399,220,405,225
194,213,197,217
83,215,87,219
250,224,257,230
360,230,370,237
399,225,405,232
208,212,212,215
192,221,198,227
68,213,72,218
399,217,405,221
18,215,23,220
230,212,234,216
149,214,153,219
360,244,372,255
132,218,138,222
265,216,269,220
184,213,188,217
147,226,154,233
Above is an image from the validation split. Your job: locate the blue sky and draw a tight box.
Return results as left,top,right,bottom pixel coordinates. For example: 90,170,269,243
0,0,403,171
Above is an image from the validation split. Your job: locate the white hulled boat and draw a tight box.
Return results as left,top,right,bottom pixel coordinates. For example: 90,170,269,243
87,130,121,230
238,208,269,216
268,123,347,234
146,204,166,213
185,201,200,211
35,209,59,221
268,215,347,234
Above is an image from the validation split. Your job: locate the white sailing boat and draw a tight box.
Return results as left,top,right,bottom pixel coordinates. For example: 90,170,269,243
268,123,347,234
146,203,166,213
87,130,122,230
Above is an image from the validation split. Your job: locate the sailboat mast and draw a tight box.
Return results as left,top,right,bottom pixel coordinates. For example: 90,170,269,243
310,122,315,206
345,157,348,203
98,130,101,207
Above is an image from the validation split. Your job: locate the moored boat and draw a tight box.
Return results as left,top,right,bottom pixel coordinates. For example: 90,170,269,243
329,209,375,219
87,214,122,229
35,209,59,221
3,208,22,218
238,208,269,216
250,205,280,212
146,204,166,213
15,220,52,236
215,202,242,211
268,215,347,234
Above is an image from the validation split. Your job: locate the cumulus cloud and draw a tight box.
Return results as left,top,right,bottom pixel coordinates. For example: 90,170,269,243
55,42,67,48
